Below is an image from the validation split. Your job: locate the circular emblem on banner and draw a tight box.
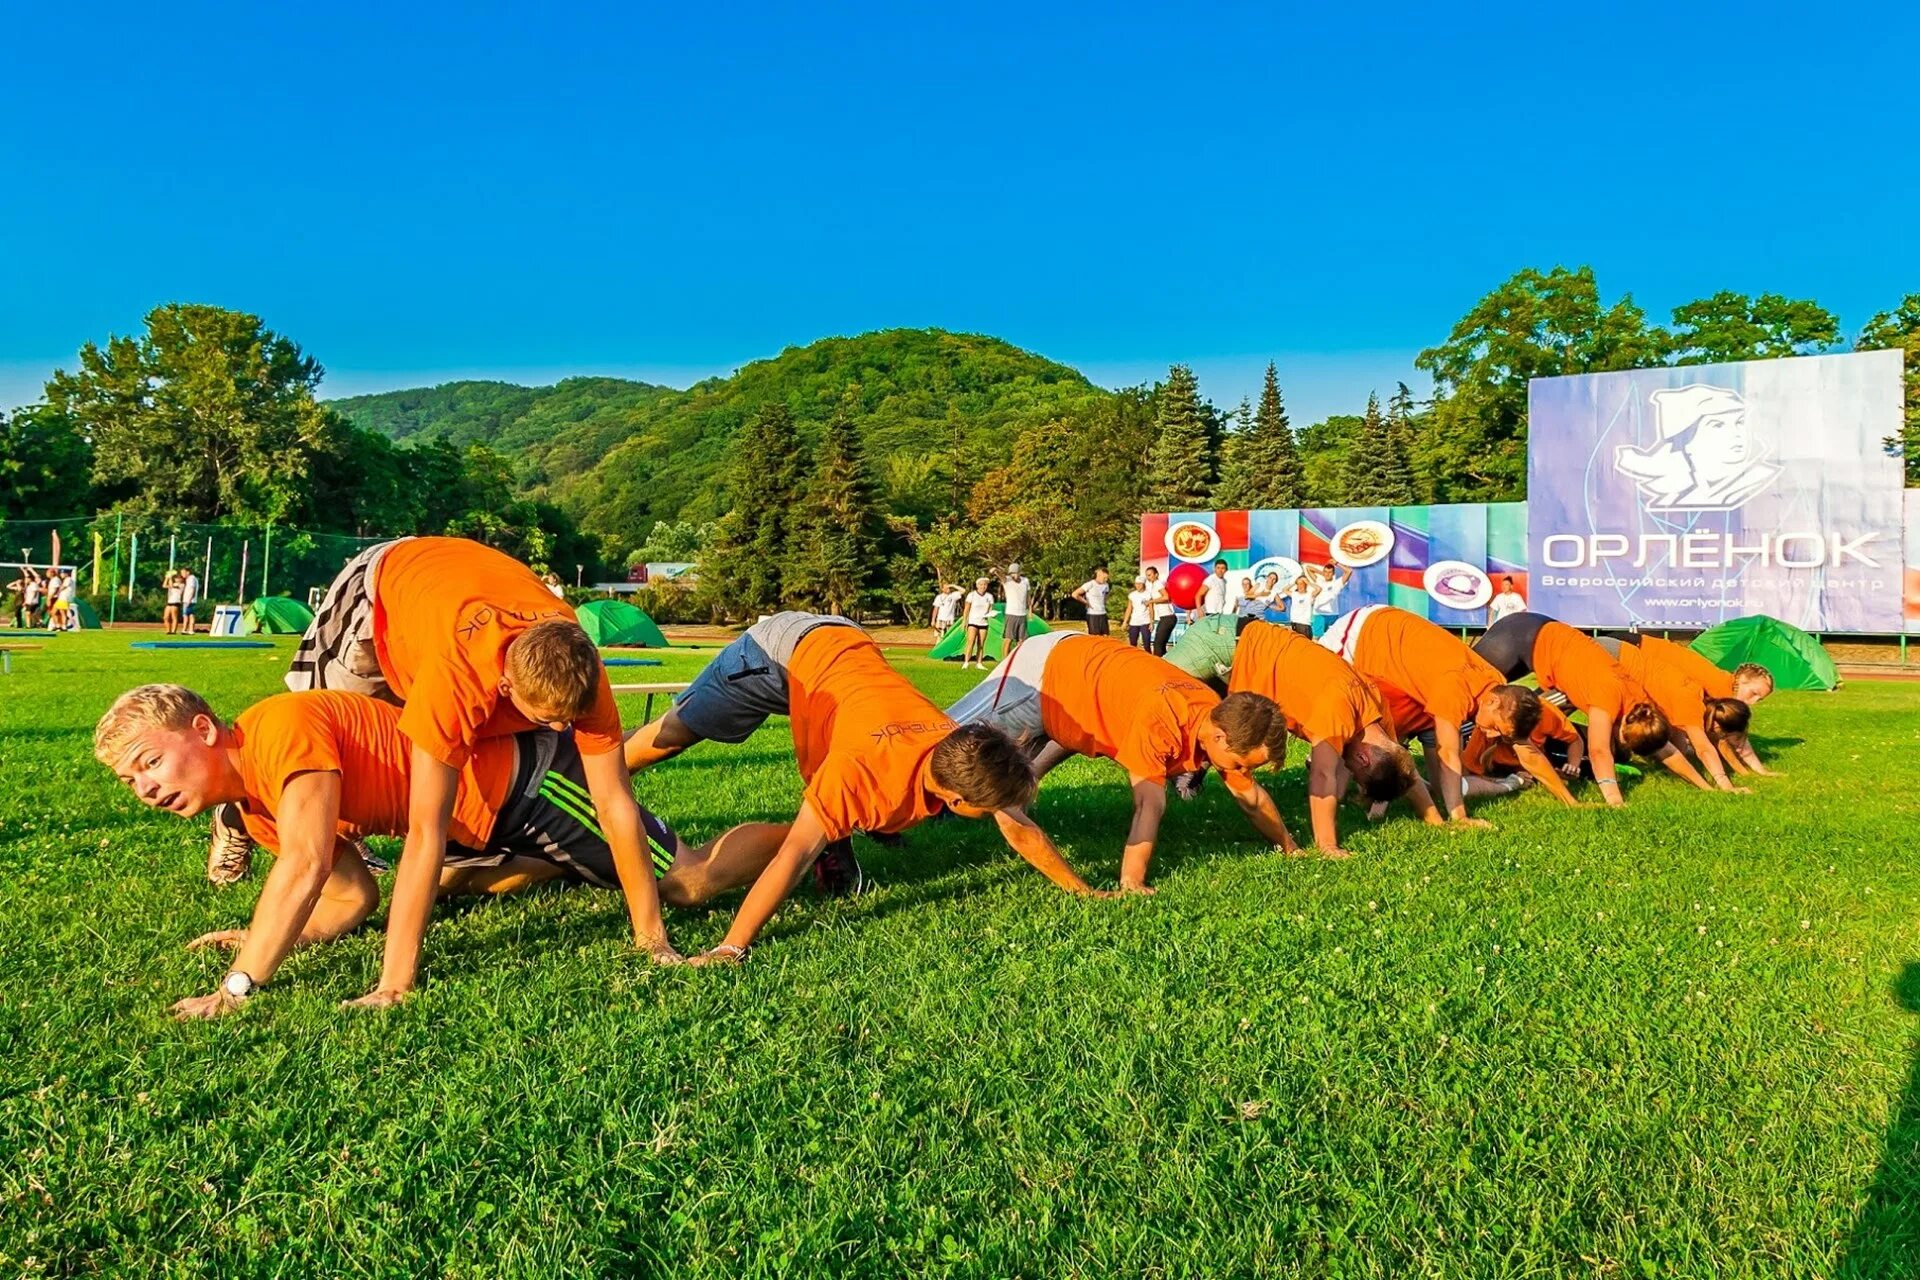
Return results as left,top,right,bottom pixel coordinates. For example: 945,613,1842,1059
1164,521,1221,563
1330,520,1393,568
1423,560,1493,610
1248,555,1302,587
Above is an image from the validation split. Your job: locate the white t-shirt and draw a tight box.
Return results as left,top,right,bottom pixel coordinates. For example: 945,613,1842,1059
1313,576,1346,616
1125,590,1151,626
1287,584,1317,625
1199,573,1230,615
933,589,962,625
166,580,183,604
964,590,995,626
548,581,566,599
1489,590,1527,623
1147,581,1174,620
23,579,42,605
58,577,76,604
181,573,199,603
1079,579,1111,615
1001,575,1031,614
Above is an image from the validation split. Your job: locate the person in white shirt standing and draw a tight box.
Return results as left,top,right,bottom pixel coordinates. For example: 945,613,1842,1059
1143,565,1177,656
1488,575,1527,625
1310,562,1353,639
1194,559,1231,623
1000,562,1032,648
1286,573,1318,637
961,577,996,669
1071,567,1112,637
930,582,963,640
1123,577,1152,649
180,570,200,635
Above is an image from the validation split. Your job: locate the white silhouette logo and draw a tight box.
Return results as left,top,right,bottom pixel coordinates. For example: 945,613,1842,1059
1613,384,1781,511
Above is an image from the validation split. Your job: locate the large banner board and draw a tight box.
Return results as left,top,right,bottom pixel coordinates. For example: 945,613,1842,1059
1526,350,1906,631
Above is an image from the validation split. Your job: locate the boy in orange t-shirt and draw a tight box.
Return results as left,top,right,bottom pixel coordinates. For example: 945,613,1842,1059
93,685,760,1018
1321,606,1583,821
949,632,1296,883
1225,620,1430,855
284,536,676,1005
1475,611,1715,806
617,613,1102,964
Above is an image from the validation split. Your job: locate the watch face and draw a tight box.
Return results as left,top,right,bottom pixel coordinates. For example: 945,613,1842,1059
222,971,253,998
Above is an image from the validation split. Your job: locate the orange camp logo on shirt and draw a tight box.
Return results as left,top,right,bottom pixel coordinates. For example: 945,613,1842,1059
870,716,958,745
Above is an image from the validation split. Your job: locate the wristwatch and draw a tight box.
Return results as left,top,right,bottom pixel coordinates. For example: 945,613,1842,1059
221,970,257,999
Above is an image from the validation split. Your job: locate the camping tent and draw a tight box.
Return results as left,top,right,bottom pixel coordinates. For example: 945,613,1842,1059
929,606,1053,661
577,599,668,648
70,598,101,630
244,596,315,635
1690,615,1838,691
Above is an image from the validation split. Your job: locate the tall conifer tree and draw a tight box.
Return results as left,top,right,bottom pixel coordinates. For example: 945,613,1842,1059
1342,392,1415,506
788,385,886,616
700,403,805,616
1145,364,1216,512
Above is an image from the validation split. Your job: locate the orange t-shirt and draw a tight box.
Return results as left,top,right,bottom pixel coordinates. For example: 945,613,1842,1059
1637,634,1737,700
231,691,512,854
1228,620,1383,753
1040,635,1218,783
1350,608,1501,728
1462,698,1581,774
372,537,621,768
1531,622,1646,720
785,627,952,842
1618,641,1707,731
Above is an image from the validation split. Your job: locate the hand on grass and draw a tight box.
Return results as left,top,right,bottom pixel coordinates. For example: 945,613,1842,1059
1318,846,1353,860
1078,887,1123,899
1452,816,1495,830
186,929,249,952
638,939,685,965
343,988,410,1010
1560,762,1582,778
687,945,748,967
1727,785,1754,796
1117,881,1157,897
172,990,243,1020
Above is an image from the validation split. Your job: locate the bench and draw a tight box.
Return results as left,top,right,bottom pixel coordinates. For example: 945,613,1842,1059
610,681,692,722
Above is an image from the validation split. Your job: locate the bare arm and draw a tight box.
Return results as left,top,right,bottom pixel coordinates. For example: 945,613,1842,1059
353,747,459,1005
1119,778,1169,892
692,801,831,959
1305,740,1346,854
1430,717,1472,821
580,745,680,961
1648,739,1714,792
1717,737,1756,777
1220,768,1299,853
992,807,1106,895
1585,709,1624,808
1510,741,1581,807
1683,726,1742,792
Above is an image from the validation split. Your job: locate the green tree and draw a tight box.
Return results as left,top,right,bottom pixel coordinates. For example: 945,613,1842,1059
1415,266,1667,501
630,520,713,565
1384,382,1427,503
1340,392,1416,506
46,303,335,523
0,404,96,519
1216,363,1305,509
1212,397,1259,510
699,404,807,617
1668,291,1840,364
1855,294,1920,482
1144,364,1215,512
787,387,886,616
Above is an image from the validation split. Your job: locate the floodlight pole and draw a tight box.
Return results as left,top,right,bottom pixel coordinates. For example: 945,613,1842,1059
262,523,273,598
109,513,121,625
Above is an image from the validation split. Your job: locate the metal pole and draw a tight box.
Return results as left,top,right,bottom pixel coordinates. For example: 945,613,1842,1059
109,514,121,625
127,532,139,600
262,523,273,598
168,534,177,575
238,540,250,606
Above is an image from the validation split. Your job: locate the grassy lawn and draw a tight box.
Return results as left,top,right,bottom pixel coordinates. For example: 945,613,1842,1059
3,630,1918,1277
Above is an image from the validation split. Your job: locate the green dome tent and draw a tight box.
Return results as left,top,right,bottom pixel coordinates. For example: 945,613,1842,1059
929,606,1052,661
1690,615,1838,691
244,596,314,635
577,599,668,648
69,598,101,629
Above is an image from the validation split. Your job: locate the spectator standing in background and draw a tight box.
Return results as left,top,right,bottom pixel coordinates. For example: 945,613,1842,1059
1194,559,1231,623
20,567,44,630
163,569,184,634
1144,565,1177,656
1234,576,1267,633
542,571,566,600
1000,563,1032,648
1124,577,1151,649
1488,575,1527,625
180,569,199,634
1072,567,1112,637
1311,563,1353,639
930,581,963,641
962,576,995,669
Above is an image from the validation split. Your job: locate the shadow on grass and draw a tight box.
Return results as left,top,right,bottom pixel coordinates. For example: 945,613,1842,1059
1836,962,1920,1276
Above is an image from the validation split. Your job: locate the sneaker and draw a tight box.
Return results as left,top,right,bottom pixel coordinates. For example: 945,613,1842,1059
206,802,256,884
813,838,868,898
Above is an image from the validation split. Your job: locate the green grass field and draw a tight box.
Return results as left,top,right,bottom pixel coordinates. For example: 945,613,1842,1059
3,632,1918,1277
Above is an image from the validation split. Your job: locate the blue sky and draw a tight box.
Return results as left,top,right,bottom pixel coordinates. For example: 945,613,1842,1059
3,1,1915,424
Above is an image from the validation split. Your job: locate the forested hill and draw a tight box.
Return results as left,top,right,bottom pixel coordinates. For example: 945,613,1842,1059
327,328,1114,552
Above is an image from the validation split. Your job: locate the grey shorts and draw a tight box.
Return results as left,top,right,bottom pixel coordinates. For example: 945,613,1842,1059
672,611,858,743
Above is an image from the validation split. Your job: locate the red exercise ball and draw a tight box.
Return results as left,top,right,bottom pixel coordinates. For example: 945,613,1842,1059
1166,561,1208,610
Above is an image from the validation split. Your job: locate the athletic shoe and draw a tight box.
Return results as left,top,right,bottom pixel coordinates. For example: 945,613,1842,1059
350,840,390,872
1173,768,1209,801
813,838,868,898
206,803,256,884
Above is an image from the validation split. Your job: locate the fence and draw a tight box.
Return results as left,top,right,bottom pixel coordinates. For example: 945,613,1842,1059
1,517,385,624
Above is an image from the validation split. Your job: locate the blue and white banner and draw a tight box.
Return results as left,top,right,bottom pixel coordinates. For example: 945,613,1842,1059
1527,350,1906,632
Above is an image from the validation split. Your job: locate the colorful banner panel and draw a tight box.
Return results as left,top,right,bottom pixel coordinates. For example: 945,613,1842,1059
1906,490,1920,635
1141,504,1527,624
1526,350,1906,631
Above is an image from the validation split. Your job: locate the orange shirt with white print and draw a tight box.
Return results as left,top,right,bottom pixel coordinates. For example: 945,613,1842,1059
1039,635,1218,782
1531,621,1647,720
1348,608,1501,728
1617,641,1707,731
1228,620,1383,753
372,537,621,768
1637,634,1738,700
231,692,513,854
784,626,953,842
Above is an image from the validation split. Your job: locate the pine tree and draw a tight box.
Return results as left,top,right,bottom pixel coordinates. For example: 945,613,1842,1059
1212,397,1258,509
1252,362,1305,508
699,403,805,617
1145,364,1216,512
787,385,886,617
1385,381,1424,502
1342,391,1416,506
